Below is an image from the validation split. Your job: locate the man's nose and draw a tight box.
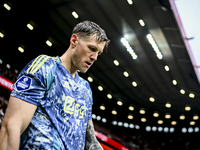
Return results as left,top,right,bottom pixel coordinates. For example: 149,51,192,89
90,52,98,61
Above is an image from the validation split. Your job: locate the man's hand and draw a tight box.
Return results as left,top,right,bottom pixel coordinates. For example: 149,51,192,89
85,120,103,150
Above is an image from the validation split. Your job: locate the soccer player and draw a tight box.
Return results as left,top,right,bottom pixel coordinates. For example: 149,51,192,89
0,20,110,150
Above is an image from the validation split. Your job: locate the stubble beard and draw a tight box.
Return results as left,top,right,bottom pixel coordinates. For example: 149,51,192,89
72,55,89,74
79,67,89,73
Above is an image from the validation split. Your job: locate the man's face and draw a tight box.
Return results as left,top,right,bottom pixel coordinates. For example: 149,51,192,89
71,35,105,73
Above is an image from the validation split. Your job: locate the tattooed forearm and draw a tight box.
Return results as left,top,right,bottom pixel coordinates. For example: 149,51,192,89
85,120,103,150
88,143,102,150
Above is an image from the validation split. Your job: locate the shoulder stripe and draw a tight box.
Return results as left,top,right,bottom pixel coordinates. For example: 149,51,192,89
31,56,51,74
26,55,52,74
26,55,43,73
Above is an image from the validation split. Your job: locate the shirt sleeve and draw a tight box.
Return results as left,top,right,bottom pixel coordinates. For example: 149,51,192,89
11,55,54,106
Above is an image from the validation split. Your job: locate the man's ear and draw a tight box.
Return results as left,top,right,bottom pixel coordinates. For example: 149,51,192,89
70,34,78,48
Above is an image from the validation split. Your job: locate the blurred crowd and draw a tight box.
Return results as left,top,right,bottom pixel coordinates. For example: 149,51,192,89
0,64,18,82
94,119,200,150
0,96,8,127
0,63,19,127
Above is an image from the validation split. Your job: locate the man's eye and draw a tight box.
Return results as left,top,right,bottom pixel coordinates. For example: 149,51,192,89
89,47,95,51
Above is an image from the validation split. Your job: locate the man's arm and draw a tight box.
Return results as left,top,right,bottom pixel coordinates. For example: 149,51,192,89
0,96,37,150
85,120,103,150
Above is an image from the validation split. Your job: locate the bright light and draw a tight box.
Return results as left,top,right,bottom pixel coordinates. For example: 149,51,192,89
146,126,151,132
112,121,117,125
98,86,103,91
152,126,157,131
158,120,163,124
87,77,93,82
118,122,123,126
185,106,191,111
193,115,199,120
194,127,199,132
121,37,137,60
188,127,193,133
113,60,119,66
158,127,163,132
164,65,170,71
182,127,187,133
164,127,169,133
46,40,52,47
172,80,177,85
146,34,163,59
129,106,134,111
129,124,134,128
0,32,4,38
153,112,159,117
149,97,155,102
190,121,195,125
135,125,140,129
96,116,101,120
189,93,195,98
100,105,105,110
0,59,3,64
139,109,145,114
139,19,145,26
157,52,163,59
72,11,79,19
132,81,137,87
165,103,171,108
117,101,123,106
18,47,24,53
128,114,133,119
170,128,175,133
124,123,129,128
112,110,117,115
92,114,96,119
3,3,11,11
165,114,171,119
102,118,107,123
141,118,146,122
107,94,112,99
123,71,129,77
6,64,10,69
127,0,133,5
180,115,185,120
171,121,177,125
180,89,185,94
27,23,34,30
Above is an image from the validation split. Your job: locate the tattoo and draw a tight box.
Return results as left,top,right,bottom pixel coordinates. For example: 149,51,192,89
88,143,102,150
85,120,103,150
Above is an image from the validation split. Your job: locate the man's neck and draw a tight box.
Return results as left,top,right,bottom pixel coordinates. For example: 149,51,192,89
60,51,76,78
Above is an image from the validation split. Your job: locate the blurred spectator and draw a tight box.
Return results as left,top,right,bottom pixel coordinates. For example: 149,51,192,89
0,108,4,127
0,96,8,128
0,61,16,127
0,63,18,82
